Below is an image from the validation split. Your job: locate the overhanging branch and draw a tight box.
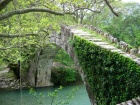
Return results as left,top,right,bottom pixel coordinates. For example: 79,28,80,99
0,47,15,50
0,7,73,20
74,7,100,13
104,0,118,17
0,46,23,50
0,33,38,38
0,0,12,11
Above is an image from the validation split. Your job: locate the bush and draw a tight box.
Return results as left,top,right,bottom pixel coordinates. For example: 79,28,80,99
72,35,140,104
51,67,77,85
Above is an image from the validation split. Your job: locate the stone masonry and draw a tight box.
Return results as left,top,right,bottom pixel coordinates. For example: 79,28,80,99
49,25,140,105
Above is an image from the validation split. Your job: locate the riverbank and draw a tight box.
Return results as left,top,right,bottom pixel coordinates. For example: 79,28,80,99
0,68,27,89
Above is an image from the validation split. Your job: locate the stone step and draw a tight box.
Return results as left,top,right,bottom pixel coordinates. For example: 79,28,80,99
88,38,102,42
129,55,138,59
117,97,140,105
73,29,140,66
120,102,128,105
93,42,109,45
71,30,88,34
111,49,125,54
134,58,140,65
132,98,140,104
100,45,116,50
126,100,134,105
79,35,94,38
76,34,94,36
123,53,132,58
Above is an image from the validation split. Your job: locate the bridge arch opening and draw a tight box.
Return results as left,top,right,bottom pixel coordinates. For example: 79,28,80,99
51,47,82,85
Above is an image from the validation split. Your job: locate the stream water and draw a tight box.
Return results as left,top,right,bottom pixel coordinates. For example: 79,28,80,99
0,83,90,105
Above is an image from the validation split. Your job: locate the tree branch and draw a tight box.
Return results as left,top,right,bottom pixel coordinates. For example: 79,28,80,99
0,46,23,50
74,7,100,13
0,47,14,50
104,0,118,17
0,33,38,38
0,0,13,11
0,7,73,20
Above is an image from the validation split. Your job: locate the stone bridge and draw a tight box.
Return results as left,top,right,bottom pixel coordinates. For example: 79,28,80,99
49,25,140,105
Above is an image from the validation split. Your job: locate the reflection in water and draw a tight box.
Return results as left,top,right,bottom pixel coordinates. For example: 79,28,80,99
0,84,90,105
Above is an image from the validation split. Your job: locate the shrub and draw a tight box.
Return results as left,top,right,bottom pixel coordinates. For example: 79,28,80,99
51,67,77,85
71,35,140,104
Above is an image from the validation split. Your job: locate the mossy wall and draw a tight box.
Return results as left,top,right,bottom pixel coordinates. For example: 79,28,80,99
71,35,140,104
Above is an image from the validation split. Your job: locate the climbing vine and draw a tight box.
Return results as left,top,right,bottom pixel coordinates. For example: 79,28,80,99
71,35,140,104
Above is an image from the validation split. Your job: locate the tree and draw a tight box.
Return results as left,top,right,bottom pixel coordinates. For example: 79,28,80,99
102,2,140,47
0,0,119,36
0,0,68,65
83,1,140,48
0,0,119,63
0,1,120,105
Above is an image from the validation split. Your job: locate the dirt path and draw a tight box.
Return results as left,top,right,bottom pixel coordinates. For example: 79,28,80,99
0,68,9,74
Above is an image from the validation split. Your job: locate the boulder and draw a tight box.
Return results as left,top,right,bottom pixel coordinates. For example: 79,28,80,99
27,44,60,87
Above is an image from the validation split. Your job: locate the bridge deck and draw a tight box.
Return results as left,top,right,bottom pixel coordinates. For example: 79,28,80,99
70,27,140,105
50,25,140,105
71,27,140,66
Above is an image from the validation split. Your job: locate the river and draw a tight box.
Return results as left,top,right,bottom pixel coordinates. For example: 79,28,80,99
0,83,90,105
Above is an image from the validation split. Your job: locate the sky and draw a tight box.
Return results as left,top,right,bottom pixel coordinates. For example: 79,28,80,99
122,0,140,3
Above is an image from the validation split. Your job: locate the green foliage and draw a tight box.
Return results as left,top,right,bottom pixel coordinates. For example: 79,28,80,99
103,6,140,47
0,0,77,75
52,49,77,85
51,67,77,85
83,2,140,47
29,87,45,105
54,49,74,67
29,86,78,105
71,35,140,104
48,86,63,105
52,87,78,105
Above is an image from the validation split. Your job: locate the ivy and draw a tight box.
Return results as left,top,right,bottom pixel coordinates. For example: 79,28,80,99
71,35,140,104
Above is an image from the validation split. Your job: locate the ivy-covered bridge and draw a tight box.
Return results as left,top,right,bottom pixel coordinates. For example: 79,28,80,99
49,25,140,105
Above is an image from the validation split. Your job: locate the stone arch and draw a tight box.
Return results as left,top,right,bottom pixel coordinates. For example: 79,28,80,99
49,25,140,105
49,25,96,105
27,24,140,105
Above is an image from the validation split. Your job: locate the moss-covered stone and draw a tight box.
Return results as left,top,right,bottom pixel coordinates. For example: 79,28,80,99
72,36,140,104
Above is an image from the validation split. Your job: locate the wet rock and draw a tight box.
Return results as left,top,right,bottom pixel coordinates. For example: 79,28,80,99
0,78,27,89
27,44,60,87
130,48,138,55
9,82,15,87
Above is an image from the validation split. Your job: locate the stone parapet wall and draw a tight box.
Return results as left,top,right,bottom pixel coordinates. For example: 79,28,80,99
82,25,140,56
117,97,140,105
49,25,140,105
50,24,140,65
82,24,140,65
